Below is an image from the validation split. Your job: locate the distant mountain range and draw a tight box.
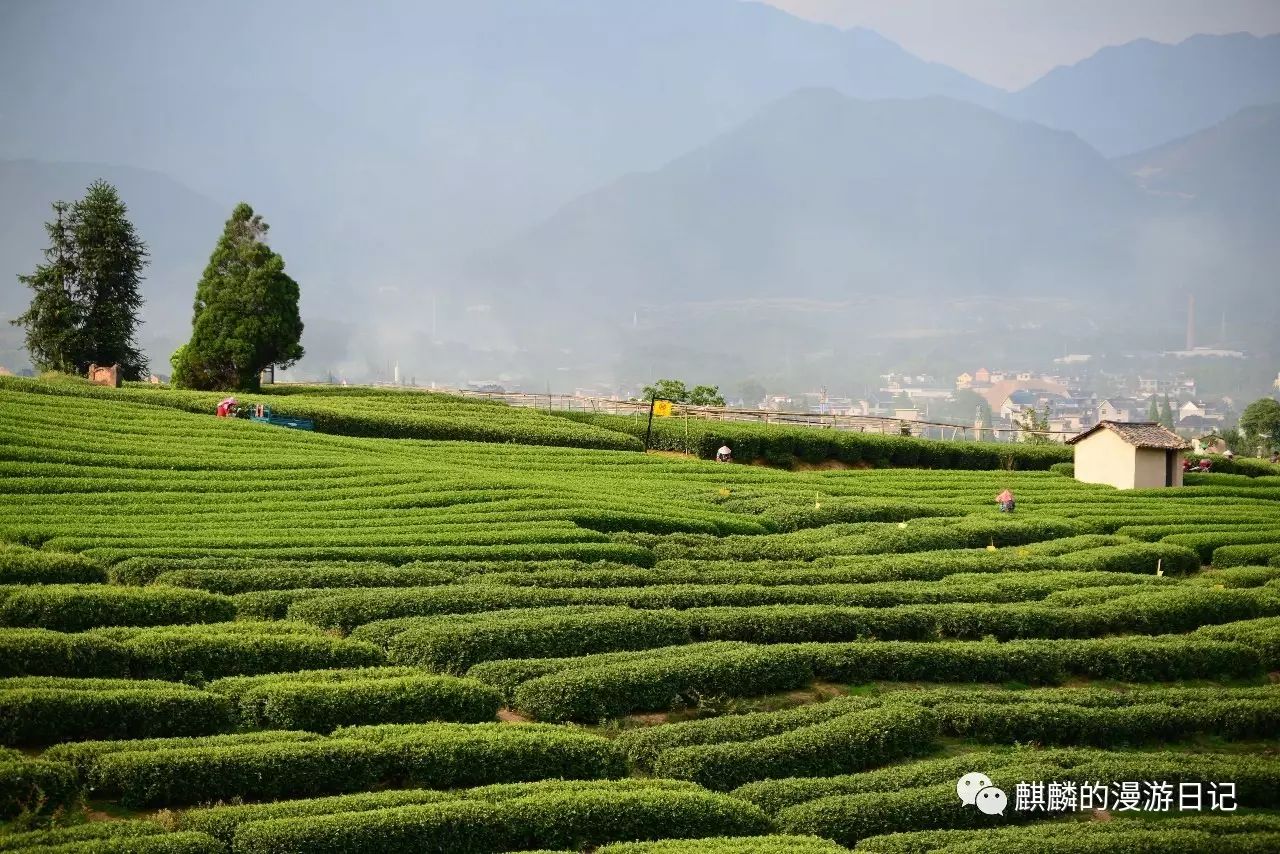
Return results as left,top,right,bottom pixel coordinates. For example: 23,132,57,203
1,0,1277,381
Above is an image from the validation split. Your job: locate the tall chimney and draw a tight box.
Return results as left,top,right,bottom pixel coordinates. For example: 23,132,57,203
1186,293,1196,350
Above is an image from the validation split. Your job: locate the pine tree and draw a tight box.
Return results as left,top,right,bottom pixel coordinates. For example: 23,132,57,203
172,203,304,391
72,181,149,377
12,202,80,373
1159,395,1175,429
1147,398,1160,422
12,182,149,378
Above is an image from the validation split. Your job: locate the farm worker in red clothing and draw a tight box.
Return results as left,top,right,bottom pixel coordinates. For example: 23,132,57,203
996,488,1015,513
216,397,237,417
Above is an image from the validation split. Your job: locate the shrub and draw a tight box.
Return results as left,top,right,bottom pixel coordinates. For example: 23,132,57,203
386,608,692,673
180,779,700,842
0,585,235,632
596,836,848,854
0,687,233,746
1048,463,1074,477
44,730,324,777
333,723,627,788
0,759,79,819
239,676,502,730
124,631,384,680
617,696,880,770
230,788,771,854
90,740,387,808
0,628,129,677
0,544,104,585
7,831,225,853
511,644,815,722
652,705,937,790
0,819,166,851
1197,617,1280,668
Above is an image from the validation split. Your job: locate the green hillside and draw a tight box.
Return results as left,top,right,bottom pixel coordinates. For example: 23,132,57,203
1,380,1279,851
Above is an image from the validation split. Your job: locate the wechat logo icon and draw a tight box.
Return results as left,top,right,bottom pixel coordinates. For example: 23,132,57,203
958,772,1008,816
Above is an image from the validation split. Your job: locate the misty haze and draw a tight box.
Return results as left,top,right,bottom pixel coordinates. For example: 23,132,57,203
2,0,1278,404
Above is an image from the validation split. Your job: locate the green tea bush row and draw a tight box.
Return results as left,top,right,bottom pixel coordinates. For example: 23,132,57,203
595,836,849,854
934,698,1280,744
154,564,459,593
1165,531,1280,562
1196,617,1280,668
123,630,385,680
236,675,502,730
0,544,104,585
561,411,1071,469
0,819,167,851
386,608,691,672
0,686,233,745
0,758,79,819
774,753,1280,844
288,570,1180,632
1216,543,1280,567
91,724,623,807
855,814,1280,854
230,787,770,854
44,731,323,777
511,644,815,722
179,779,701,842
490,636,1262,720
651,705,936,790
0,585,235,632
11,831,225,853
0,629,129,677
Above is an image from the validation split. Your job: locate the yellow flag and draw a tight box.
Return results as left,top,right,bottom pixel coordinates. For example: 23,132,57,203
653,400,673,417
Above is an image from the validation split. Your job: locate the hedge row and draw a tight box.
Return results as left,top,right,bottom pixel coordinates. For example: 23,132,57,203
1216,543,1280,568
0,544,104,585
0,819,167,851
379,588,1277,673
179,779,702,842
856,814,1280,854
0,758,79,819
560,411,1071,469
91,724,623,807
487,636,1262,720
651,705,936,790
774,754,1280,845
934,698,1280,745
594,837,849,854
44,730,323,777
1197,617,1280,668
0,585,235,632
230,788,770,854
626,686,1274,774
0,687,233,746
286,568,1195,632
3,831,224,853
512,644,815,722
0,629,130,677
385,608,691,673
235,675,502,731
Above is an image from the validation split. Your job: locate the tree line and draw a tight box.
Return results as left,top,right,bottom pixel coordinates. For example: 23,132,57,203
12,182,303,391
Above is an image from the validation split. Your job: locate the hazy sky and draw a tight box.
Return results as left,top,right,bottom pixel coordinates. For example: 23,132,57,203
759,0,1280,89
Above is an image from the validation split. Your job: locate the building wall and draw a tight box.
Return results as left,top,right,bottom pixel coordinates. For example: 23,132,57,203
1074,429,1139,489
1133,447,1170,489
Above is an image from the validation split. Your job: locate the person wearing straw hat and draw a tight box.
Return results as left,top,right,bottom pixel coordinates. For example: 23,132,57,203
216,397,238,417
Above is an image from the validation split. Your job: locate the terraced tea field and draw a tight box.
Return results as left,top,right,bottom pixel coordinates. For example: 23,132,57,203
1,378,1279,853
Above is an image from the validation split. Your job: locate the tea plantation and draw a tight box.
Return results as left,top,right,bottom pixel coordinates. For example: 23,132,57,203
1,377,1279,852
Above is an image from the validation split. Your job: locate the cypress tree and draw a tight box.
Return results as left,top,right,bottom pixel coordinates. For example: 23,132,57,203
172,203,304,391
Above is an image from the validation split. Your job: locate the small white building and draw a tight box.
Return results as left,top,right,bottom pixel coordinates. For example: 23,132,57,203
1067,421,1190,490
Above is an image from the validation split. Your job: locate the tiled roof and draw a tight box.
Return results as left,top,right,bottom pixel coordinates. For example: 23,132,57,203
1066,420,1190,450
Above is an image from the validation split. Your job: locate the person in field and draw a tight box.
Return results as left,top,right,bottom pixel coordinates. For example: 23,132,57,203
716,444,733,462
216,397,238,417
996,488,1015,513
1197,457,1212,471
1271,451,1279,464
